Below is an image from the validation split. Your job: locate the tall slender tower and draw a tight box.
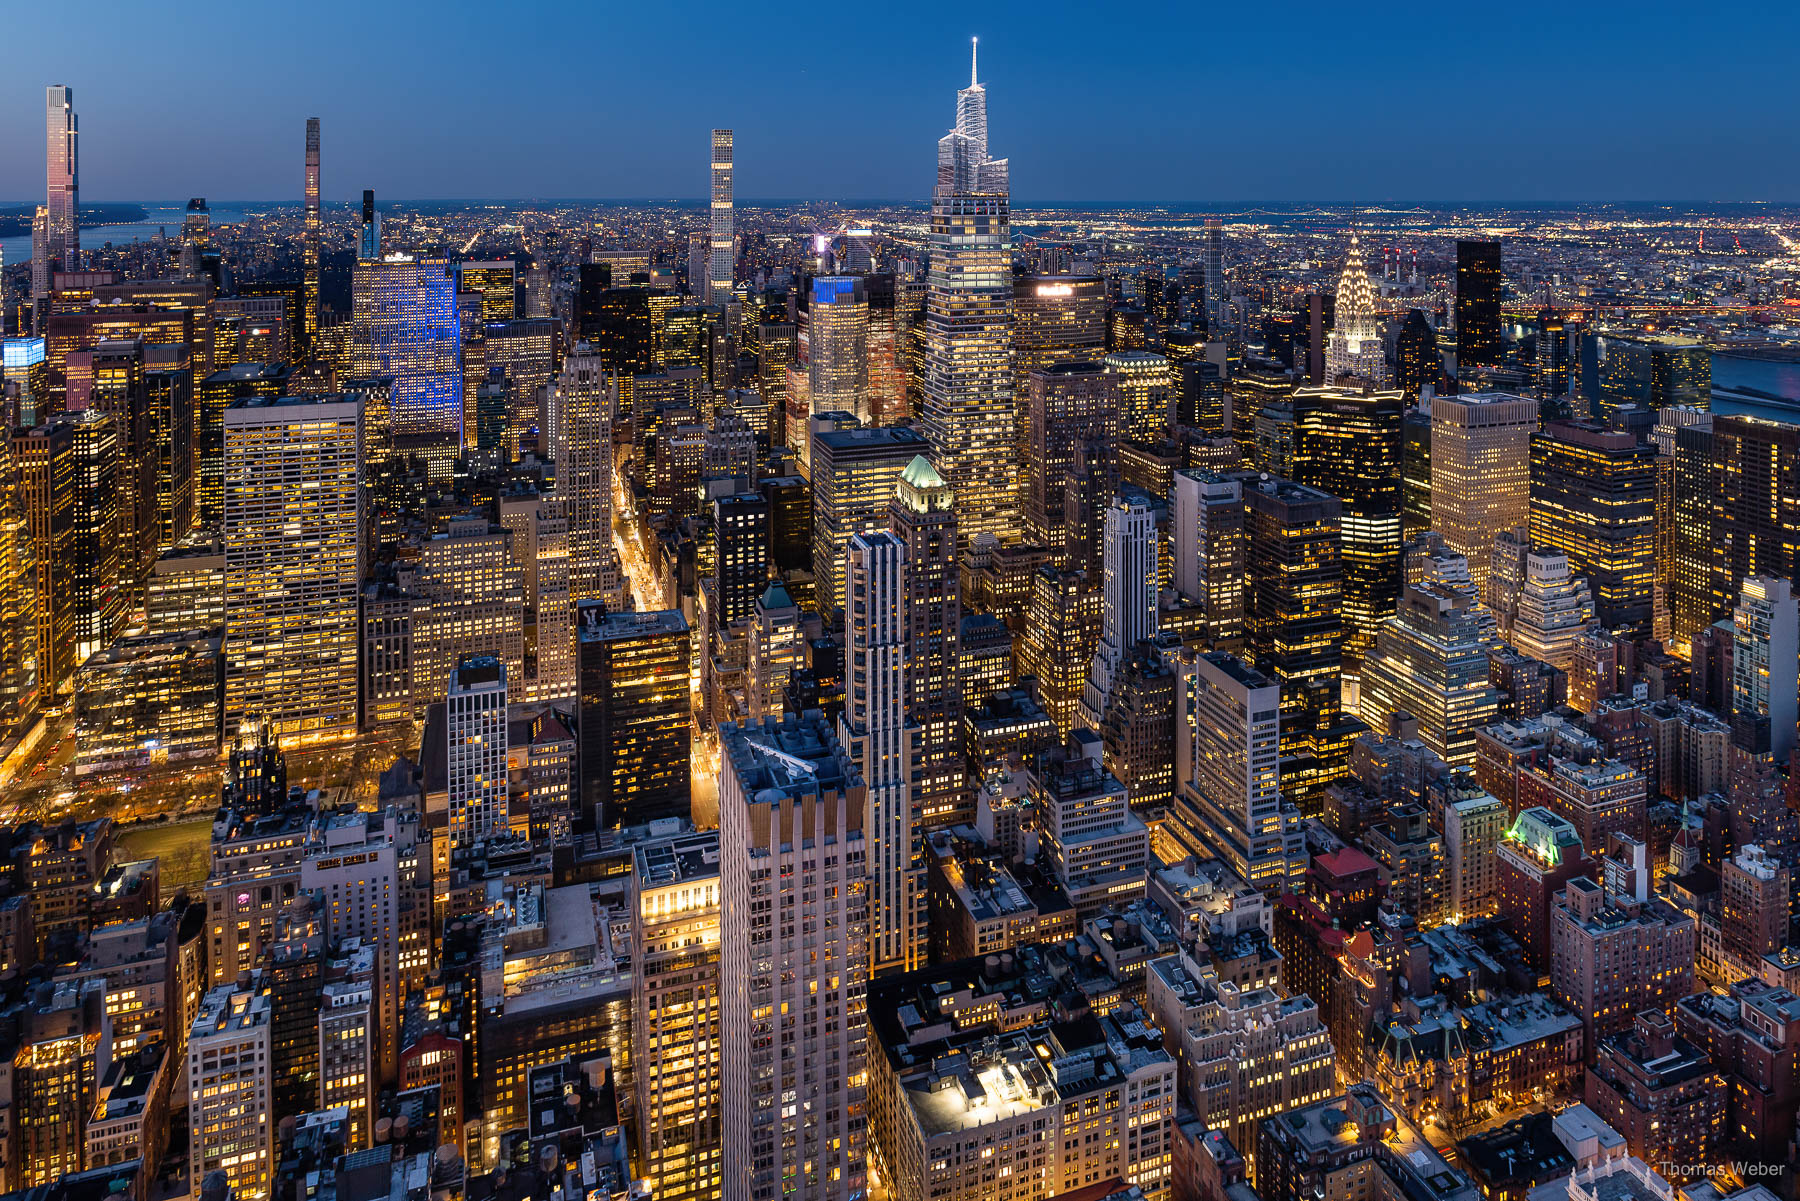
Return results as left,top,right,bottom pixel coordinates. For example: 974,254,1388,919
554,345,618,604
1325,230,1387,384
1202,217,1227,335
890,456,965,825
1080,493,1159,729
840,531,921,975
709,129,734,304
921,40,1017,545
304,118,321,356
35,86,78,298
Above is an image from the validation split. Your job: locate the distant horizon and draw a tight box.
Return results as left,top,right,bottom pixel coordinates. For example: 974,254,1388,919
9,197,1800,211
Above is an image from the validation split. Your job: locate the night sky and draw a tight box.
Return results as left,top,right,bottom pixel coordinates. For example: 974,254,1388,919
5,0,1797,205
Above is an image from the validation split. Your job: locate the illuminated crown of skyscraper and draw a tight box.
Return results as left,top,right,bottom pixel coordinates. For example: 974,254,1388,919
1334,227,1380,341
936,38,1009,196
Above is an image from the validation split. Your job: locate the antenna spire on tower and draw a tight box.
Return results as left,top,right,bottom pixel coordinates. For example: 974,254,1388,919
971,37,978,88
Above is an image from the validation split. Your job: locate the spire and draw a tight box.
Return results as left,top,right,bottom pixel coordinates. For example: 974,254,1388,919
971,37,978,88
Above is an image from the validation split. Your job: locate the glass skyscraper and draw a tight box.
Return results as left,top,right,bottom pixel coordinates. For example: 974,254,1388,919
353,254,463,463
920,40,1018,545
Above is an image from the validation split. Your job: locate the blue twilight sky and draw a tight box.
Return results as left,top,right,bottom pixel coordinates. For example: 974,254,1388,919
3,0,1798,205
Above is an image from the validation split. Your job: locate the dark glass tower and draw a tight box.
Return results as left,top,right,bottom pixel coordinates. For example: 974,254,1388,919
1455,240,1503,371
577,605,693,828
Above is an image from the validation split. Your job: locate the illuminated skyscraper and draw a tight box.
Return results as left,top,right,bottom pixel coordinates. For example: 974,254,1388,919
69,410,125,665
578,606,692,828
446,655,509,848
459,260,516,321
0,434,36,738
1292,384,1404,689
303,118,320,358
1357,545,1502,767
1429,392,1536,601
890,455,965,825
34,86,78,299
1732,576,1798,762
223,394,362,743
1171,468,1246,652
1528,420,1656,639
718,712,869,1201
1325,231,1387,385
1509,549,1594,673
553,345,624,607
1673,416,1799,649
709,129,734,304
808,276,870,422
1080,494,1159,730
85,339,159,599
1025,362,1118,551
841,531,922,975
352,253,462,468
1106,349,1175,444
16,423,75,690
1245,476,1353,812
631,827,724,1201
1586,333,1709,419
921,40,1017,544
1455,240,1503,371
811,426,929,622
196,362,291,529
1171,649,1301,893
1203,217,1227,335
1013,275,1107,447
358,189,380,260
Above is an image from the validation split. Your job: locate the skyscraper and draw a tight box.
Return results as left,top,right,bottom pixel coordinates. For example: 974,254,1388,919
632,827,724,1201
1080,494,1159,730
1732,576,1798,762
16,423,75,690
352,254,462,467
553,345,623,606
358,189,380,260
811,426,929,622
709,129,734,304
446,655,509,849
1455,240,1503,371
0,435,36,739
69,410,125,666
840,532,921,975
1171,649,1300,894
577,606,692,828
1430,392,1537,601
890,456,966,826
719,712,869,1201
1292,384,1404,688
303,118,320,358
1171,468,1246,652
1025,362,1118,551
921,40,1017,545
808,276,870,422
188,982,273,1201
1325,231,1387,385
1357,546,1503,767
1012,275,1107,441
1106,349,1176,444
1245,476,1352,812
1529,420,1656,639
34,86,78,299
223,394,362,743
1202,217,1227,335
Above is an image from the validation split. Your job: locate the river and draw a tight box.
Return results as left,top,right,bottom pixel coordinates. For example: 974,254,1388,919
1,201,255,266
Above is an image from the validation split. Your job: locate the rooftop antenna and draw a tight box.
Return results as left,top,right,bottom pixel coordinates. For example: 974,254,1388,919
971,37,978,88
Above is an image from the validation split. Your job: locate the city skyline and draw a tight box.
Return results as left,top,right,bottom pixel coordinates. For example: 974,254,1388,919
4,2,1799,204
